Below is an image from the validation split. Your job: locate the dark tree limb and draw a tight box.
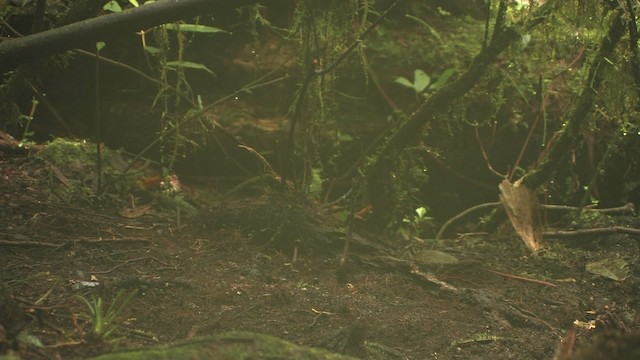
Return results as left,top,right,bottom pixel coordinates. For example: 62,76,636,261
521,10,625,190
624,0,640,104
54,0,112,27
0,0,258,74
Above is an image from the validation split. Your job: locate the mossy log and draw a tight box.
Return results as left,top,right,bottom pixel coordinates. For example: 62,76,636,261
89,331,357,360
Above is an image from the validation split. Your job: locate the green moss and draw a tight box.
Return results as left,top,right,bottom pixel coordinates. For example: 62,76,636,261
36,138,103,167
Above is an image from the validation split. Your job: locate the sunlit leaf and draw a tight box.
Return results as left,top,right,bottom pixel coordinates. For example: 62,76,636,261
520,34,532,50
394,76,414,89
164,23,230,35
103,0,122,12
413,69,431,93
338,132,353,142
586,258,629,281
96,41,106,52
144,46,160,55
128,0,140,7
430,68,456,90
165,61,216,77
16,331,44,348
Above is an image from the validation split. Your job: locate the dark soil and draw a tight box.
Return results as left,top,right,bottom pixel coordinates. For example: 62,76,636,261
1,148,640,360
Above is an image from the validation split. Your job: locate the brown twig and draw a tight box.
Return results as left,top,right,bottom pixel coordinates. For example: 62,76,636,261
435,202,501,240
314,0,401,76
0,240,59,248
282,0,401,186
68,237,152,245
475,126,506,178
365,57,398,111
91,256,153,274
0,237,152,248
426,147,498,191
483,268,556,287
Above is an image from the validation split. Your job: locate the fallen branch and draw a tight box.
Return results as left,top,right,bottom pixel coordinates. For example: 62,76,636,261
483,268,556,287
0,240,58,248
436,202,637,240
541,202,635,215
0,237,152,248
91,256,156,274
67,237,153,245
544,226,640,238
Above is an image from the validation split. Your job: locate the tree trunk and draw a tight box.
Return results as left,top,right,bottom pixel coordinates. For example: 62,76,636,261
0,0,257,74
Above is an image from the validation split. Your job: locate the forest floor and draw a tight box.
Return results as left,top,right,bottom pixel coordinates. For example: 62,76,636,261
1,143,640,360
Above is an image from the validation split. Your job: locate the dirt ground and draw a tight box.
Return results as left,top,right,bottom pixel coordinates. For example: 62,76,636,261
1,146,640,360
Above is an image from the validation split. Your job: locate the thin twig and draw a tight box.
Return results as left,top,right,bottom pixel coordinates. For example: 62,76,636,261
436,202,501,240
483,268,556,287
475,126,506,178
0,240,59,247
68,237,152,245
282,0,402,186
123,71,289,173
91,256,153,274
314,0,401,76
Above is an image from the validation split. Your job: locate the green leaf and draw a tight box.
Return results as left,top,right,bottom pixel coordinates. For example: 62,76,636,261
96,41,106,52
413,69,431,93
164,23,230,35
429,68,456,91
520,34,531,50
394,76,415,89
165,61,216,77
103,0,122,12
144,46,161,55
16,331,44,348
128,0,140,7
338,132,353,142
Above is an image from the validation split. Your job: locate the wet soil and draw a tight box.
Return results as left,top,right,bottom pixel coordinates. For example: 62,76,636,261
1,149,640,359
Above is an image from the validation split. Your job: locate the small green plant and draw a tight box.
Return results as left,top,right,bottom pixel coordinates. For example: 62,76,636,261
76,289,137,342
17,97,39,148
568,210,613,230
394,68,456,96
395,69,432,94
401,206,433,240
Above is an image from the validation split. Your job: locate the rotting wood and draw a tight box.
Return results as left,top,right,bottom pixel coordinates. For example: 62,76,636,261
499,179,543,253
